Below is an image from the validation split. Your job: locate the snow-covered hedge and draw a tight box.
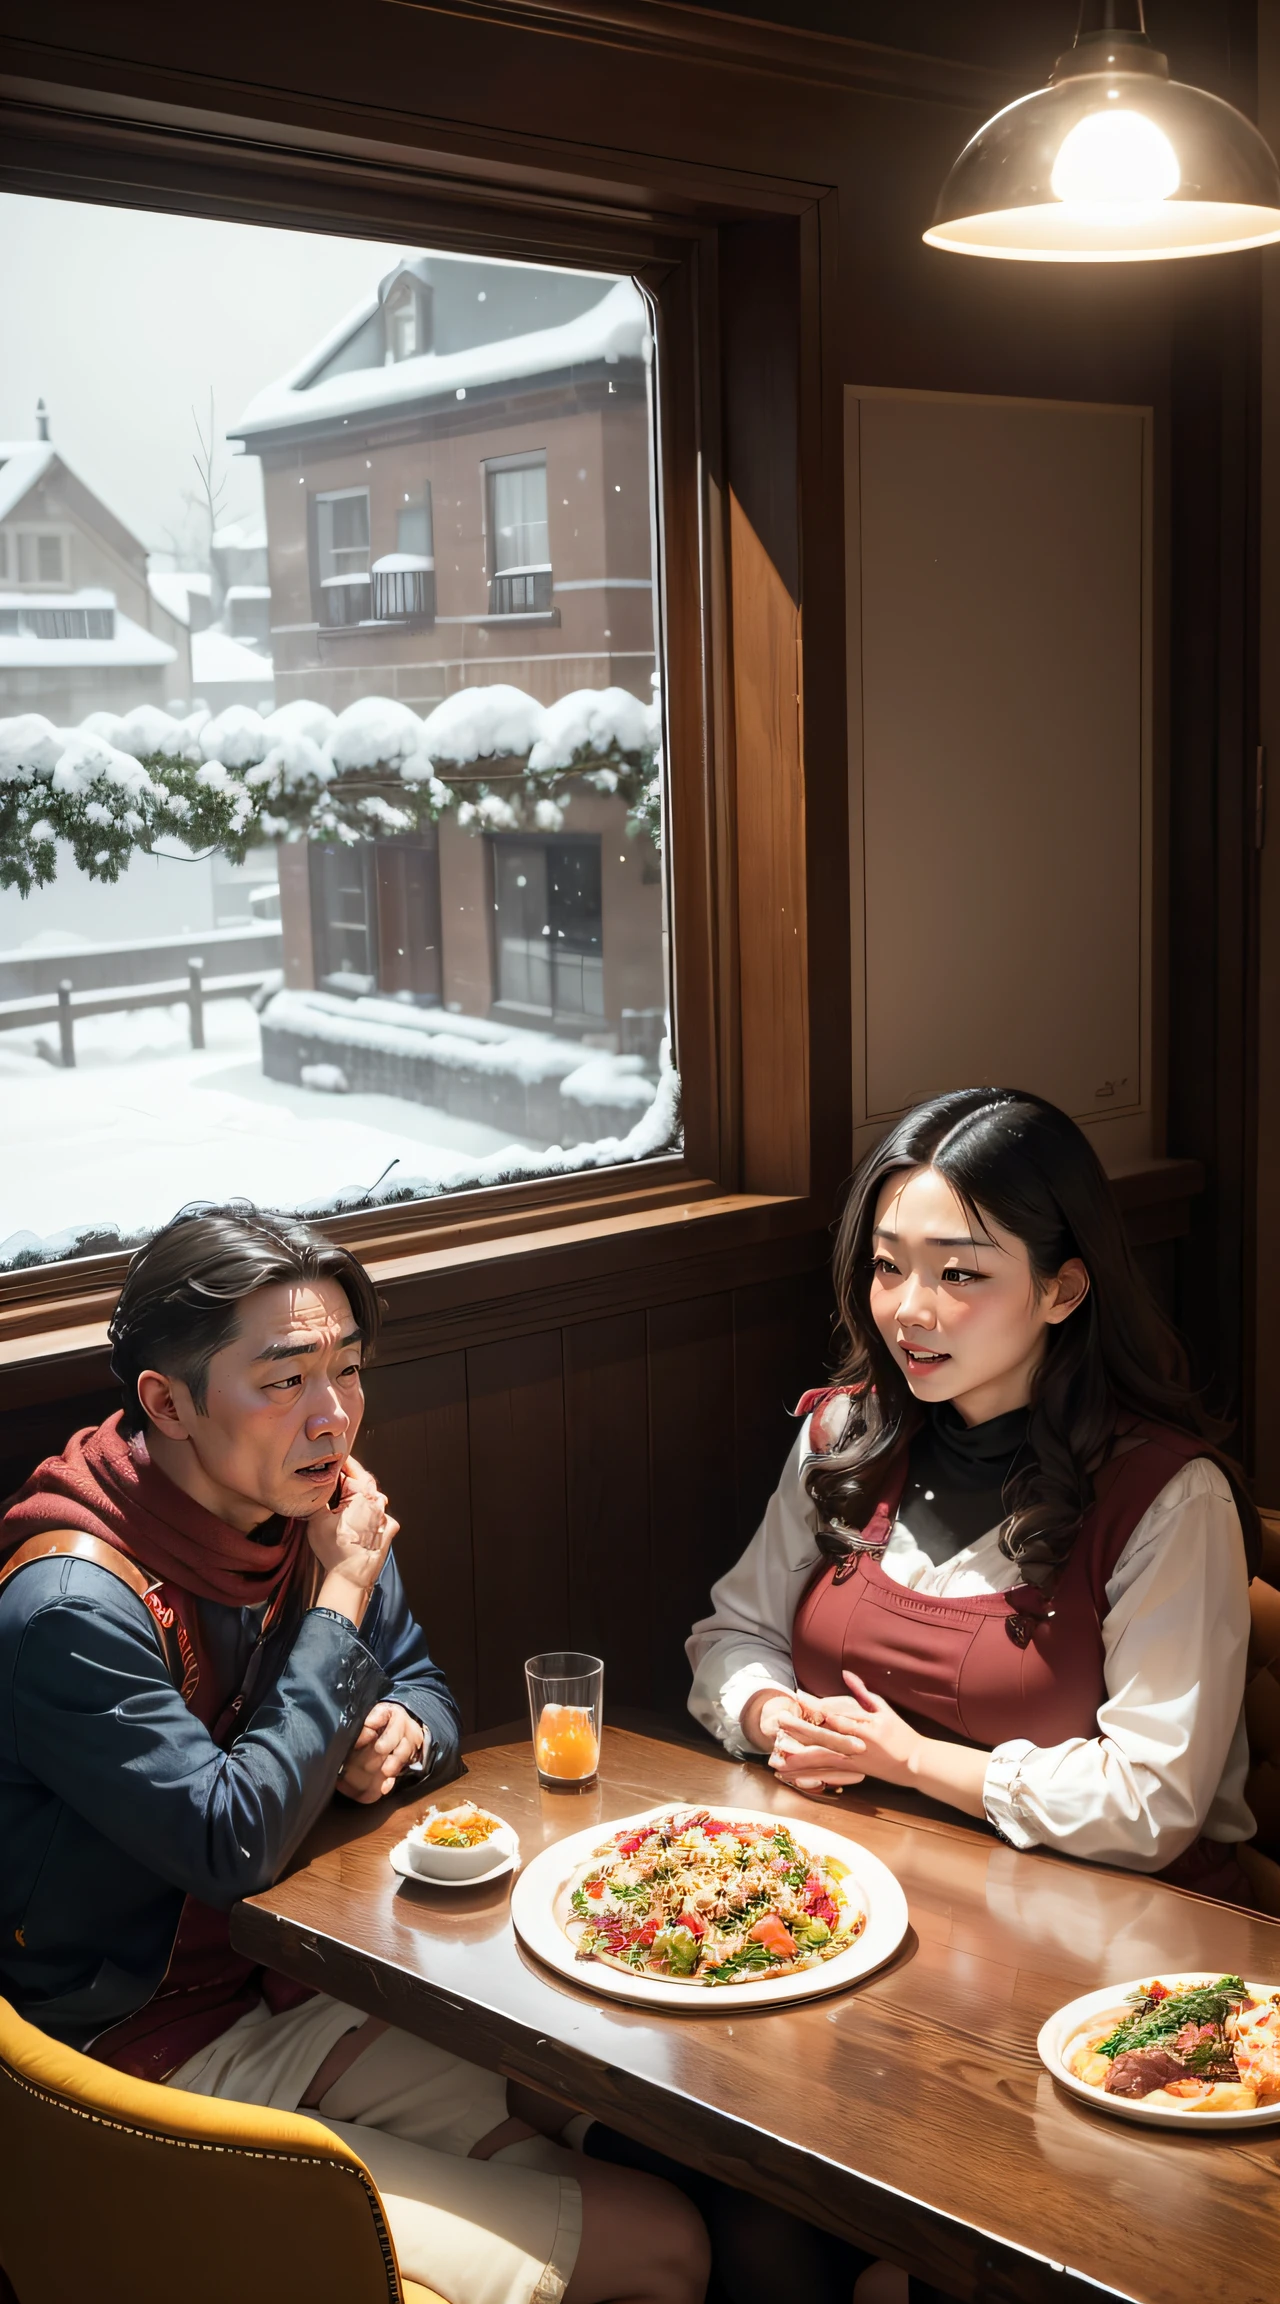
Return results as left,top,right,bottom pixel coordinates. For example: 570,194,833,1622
0,683,663,895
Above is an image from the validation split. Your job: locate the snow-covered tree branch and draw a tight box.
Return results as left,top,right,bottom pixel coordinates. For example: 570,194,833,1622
0,684,664,894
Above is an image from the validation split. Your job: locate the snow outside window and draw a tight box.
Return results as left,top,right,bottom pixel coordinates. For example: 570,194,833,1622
0,195,673,1275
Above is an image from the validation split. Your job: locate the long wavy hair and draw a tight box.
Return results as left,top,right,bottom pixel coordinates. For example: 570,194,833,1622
806,1088,1258,1584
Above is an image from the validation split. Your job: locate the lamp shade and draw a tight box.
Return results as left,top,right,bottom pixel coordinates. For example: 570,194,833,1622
925,14,1280,262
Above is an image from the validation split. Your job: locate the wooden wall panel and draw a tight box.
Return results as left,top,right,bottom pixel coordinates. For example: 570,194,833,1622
0,1387,118,1509
0,1258,834,1736
646,1293,737,1715
563,1312,651,1708
465,1329,568,1726
361,1353,476,1730
732,1265,834,1549
846,387,1153,1173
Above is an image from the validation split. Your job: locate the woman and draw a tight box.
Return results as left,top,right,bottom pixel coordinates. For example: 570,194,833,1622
688,1088,1258,1892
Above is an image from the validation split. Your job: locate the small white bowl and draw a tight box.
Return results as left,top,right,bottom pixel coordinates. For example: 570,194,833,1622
403,1806,518,1882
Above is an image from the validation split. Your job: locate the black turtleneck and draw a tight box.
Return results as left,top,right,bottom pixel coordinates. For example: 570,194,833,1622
896,1400,1032,1565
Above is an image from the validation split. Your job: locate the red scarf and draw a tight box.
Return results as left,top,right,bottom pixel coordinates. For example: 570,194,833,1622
3,1410,307,1612
2,1412,319,2075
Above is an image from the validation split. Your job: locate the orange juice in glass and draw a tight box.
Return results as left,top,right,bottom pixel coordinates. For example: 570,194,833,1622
525,1652,603,1789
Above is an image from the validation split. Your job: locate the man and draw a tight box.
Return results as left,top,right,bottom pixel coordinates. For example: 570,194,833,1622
0,1206,707,2304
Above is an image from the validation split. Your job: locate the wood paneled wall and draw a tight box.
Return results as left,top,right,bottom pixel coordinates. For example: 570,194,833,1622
0,1261,833,1733
362,1266,831,1728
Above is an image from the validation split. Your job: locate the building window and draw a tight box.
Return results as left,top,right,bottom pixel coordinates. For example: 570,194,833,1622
486,456,551,614
309,841,378,995
371,486,436,622
313,488,371,625
14,531,68,586
491,836,604,1024
384,277,428,362
398,488,433,560
1,603,115,640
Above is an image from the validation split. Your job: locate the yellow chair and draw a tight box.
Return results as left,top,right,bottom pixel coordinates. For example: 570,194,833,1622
0,1994,446,2304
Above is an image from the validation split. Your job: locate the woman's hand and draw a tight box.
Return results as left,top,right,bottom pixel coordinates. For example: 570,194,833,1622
770,1670,990,1819
768,1672,922,1793
307,1464,398,1628
738,1685,827,1753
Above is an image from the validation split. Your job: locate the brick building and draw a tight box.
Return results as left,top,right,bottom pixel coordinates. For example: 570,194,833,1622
233,254,664,1044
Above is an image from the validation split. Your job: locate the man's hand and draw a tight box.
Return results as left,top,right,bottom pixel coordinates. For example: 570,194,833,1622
307,1462,398,1628
337,1702,426,1803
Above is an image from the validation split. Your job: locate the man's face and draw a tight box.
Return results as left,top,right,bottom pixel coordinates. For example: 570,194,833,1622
145,1277,365,1526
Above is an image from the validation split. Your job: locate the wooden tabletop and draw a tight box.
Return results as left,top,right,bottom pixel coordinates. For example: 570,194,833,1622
233,1728,1280,2304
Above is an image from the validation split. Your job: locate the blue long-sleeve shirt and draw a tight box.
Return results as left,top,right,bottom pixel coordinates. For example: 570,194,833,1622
0,1548,461,2048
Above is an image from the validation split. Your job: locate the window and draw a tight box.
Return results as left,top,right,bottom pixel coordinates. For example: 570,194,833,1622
398,489,433,559
371,487,436,621
309,842,378,995
0,193,673,1275
385,279,422,362
313,489,371,625
0,604,114,640
492,837,604,1024
487,456,551,613
14,532,68,586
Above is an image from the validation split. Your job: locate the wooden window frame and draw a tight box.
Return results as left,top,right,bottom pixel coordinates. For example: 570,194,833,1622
0,63,842,1366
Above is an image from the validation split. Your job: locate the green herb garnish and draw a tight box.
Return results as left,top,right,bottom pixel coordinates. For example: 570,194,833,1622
705,1941,776,1985
1096,1976,1248,2060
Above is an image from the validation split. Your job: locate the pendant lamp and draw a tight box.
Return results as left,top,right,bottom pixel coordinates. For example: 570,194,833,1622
924,0,1280,262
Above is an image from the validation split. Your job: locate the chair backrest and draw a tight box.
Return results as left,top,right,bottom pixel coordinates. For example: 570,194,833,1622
0,1994,408,2304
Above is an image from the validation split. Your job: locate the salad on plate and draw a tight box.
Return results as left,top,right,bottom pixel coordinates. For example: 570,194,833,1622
564,1808,864,1987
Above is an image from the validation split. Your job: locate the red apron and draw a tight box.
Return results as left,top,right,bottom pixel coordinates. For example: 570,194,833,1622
791,1419,1250,1901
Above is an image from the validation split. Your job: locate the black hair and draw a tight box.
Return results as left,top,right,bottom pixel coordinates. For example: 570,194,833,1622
807,1088,1259,1584
108,1203,382,1437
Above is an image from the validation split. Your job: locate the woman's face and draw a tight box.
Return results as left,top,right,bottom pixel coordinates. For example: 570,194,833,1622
867,1165,1087,1426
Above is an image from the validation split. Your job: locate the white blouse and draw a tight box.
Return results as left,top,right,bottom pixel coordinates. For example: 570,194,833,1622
686,1421,1254,1870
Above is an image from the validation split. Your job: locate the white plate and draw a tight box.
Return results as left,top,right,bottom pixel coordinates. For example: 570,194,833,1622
1038,1974,1280,2129
510,1803,909,2011
389,1834,520,1890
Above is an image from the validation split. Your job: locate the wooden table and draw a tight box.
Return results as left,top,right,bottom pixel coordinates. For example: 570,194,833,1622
233,1727,1280,2304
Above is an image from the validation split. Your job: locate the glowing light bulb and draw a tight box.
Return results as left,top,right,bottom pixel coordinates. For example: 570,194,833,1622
1050,110,1180,213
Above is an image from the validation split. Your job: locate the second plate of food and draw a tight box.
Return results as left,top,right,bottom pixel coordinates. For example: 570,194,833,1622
1038,1972,1280,2128
510,1803,909,2009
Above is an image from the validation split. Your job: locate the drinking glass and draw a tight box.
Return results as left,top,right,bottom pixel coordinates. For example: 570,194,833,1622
525,1651,604,1789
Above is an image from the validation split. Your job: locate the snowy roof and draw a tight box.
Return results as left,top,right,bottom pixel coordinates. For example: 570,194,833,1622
0,603,176,669
0,586,114,611
233,277,649,444
147,570,211,624
191,627,275,686
212,519,268,551
0,443,57,524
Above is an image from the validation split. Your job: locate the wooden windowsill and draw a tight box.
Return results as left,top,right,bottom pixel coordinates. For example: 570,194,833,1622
0,1188,815,1384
